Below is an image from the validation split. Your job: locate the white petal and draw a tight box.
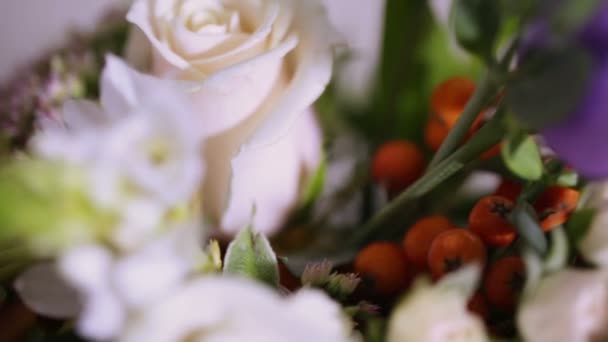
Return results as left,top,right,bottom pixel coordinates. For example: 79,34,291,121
518,270,608,342
112,236,190,308
185,35,297,137
78,291,126,341
243,0,338,149
58,245,113,293
220,130,300,235
14,263,81,318
100,55,139,116
62,100,110,130
127,0,191,70
111,198,166,251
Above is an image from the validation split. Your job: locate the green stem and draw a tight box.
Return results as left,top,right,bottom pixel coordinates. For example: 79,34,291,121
353,110,507,245
428,72,501,169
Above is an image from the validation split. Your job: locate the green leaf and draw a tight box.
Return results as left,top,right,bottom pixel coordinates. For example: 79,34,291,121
299,156,327,206
555,170,579,187
506,48,592,129
450,0,500,60
501,131,543,181
223,225,279,287
509,203,548,255
567,208,596,245
544,226,569,273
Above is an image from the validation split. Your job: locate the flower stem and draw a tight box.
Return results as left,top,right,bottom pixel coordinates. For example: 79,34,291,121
353,109,507,245
427,72,502,170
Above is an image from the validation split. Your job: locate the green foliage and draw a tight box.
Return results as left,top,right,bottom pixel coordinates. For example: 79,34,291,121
567,208,596,246
450,0,500,61
0,159,111,256
509,203,548,255
501,131,543,181
223,225,280,287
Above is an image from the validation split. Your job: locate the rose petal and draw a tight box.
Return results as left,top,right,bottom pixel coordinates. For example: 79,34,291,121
14,263,81,319
243,0,338,149
127,0,191,70
219,109,322,235
186,35,297,137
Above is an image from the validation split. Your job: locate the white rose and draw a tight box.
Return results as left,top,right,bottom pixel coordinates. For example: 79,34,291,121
387,266,488,342
121,276,357,342
518,269,608,342
579,182,608,267
127,0,338,235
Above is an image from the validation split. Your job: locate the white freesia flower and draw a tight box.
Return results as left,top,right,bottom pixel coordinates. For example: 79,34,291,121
387,266,488,342
121,276,356,342
518,269,608,342
33,55,205,209
29,56,205,251
127,0,337,235
17,223,204,341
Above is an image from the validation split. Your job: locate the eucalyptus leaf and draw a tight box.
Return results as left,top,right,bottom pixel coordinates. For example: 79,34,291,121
299,157,327,206
450,0,500,60
507,48,592,129
501,132,543,181
223,225,279,287
567,208,596,245
544,226,569,273
509,203,548,255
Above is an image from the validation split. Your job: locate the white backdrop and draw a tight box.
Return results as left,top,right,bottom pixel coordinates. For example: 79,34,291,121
0,0,385,101
0,0,123,82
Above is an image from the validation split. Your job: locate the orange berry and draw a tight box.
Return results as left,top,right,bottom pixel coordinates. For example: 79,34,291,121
469,196,517,247
468,292,489,320
431,77,476,119
354,242,410,296
494,179,523,202
534,186,580,232
484,256,526,312
371,140,426,195
428,229,487,279
403,215,454,269
424,118,450,152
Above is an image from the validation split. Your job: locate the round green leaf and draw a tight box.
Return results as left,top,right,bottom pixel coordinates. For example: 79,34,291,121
501,132,543,181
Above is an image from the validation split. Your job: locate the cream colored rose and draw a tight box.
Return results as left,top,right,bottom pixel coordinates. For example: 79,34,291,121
518,269,608,342
127,0,337,235
579,182,608,266
387,266,488,342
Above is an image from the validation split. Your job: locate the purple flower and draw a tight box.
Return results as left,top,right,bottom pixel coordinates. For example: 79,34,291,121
539,1,608,178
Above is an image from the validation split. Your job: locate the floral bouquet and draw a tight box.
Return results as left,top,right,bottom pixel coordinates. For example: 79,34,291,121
1,0,608,341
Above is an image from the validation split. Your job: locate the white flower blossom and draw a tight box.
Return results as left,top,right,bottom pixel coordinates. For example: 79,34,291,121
518,269,608,342
387,266,488,342
17,222,204,341
127,0,337,235
121,276,357,342
28,55,206,251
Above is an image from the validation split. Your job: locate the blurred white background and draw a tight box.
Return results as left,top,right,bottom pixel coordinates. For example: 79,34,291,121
0,0,123,82
0,0,385,101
